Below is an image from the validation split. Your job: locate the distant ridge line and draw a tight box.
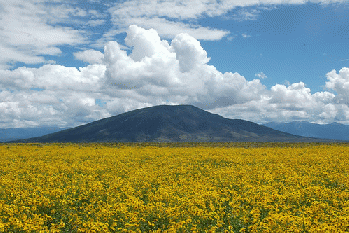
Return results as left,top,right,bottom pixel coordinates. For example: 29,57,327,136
12,105,337,143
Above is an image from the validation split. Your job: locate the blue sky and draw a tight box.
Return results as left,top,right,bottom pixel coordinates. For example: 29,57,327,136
201,3,349,93
1,0,349,128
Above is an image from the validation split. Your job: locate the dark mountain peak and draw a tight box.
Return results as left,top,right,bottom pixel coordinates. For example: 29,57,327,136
15,104,329,143
146,104,198,109
129,104,212,117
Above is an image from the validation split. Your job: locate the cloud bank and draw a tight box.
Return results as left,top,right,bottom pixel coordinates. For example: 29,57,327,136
1,25,349,128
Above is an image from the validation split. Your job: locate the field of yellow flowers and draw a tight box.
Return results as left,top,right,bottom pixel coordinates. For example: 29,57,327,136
0,142,348,232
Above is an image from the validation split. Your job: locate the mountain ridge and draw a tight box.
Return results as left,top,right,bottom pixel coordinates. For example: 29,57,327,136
9,105,336,143
263,121,349,141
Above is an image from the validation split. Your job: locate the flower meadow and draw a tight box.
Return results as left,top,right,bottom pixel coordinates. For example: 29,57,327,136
0,142,348,232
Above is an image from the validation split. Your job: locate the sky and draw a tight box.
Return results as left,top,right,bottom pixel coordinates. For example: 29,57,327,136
1,0,349,129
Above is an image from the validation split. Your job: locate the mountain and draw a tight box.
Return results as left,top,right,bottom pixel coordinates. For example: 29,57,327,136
0,127,66,142
12,105,332,143
263,121,349,141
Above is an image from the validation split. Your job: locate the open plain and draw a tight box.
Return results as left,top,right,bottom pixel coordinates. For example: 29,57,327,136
0,142,348,232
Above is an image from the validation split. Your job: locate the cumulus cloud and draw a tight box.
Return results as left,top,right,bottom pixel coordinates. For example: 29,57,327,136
325,67,349,104
0,64,109,128
208,80,345,124
269,82,313,105
1,25,349,128
0,64,106,91
102,25,348,124
125,25,171,62
103,25,264,106
171,33,210,72
0,89,111,128
74,49,104,64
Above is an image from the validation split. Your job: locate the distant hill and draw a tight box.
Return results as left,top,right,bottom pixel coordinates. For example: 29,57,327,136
0,127,66,142
13,105,332,143
264,121,349,141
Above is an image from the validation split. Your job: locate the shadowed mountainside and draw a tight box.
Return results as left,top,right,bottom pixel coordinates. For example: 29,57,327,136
13,105,333,143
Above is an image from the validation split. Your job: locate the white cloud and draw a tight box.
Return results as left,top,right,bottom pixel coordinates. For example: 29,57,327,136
234,9,261,21
1,25,349,128
1,0,347,68
269,82,313,105
0,64,106,91
208,80,347,124
103,25,231,102
74,49,104,64
202,72,266,108
0,0,88,68
108,0,231,41
119,17,230,41
0,89,62,128
255,72,267,79
125,25,172,62
44,3,107,25
171,33,210,72
0,89,111,128
0,65,109,128
88,19,106,27
104,25,338,124
105,0,347,42
109,0,342,24
109,0,219,21
106,98,153,116
325,67,349,104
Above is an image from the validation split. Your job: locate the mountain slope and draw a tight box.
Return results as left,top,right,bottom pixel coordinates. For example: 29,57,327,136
264,121,349,141
15,105,328,143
